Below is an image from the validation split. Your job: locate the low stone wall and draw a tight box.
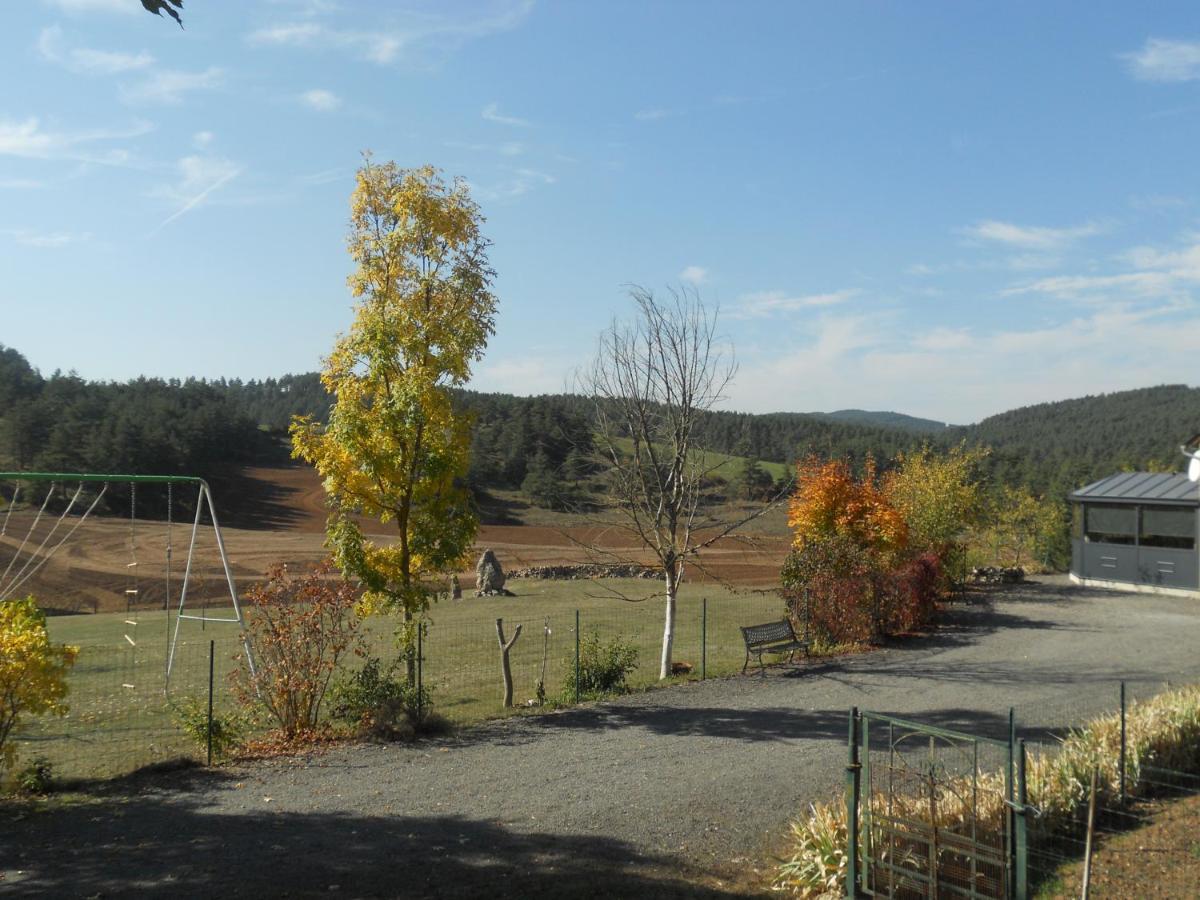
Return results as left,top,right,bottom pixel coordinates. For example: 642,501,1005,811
971,565,1025,584
506,563,663,580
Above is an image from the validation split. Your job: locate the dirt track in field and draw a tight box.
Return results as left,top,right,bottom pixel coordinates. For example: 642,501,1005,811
1,463,788,613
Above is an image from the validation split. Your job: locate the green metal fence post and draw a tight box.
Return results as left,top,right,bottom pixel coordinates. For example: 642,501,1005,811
846,706,861,899
416,624,424,722
1008,707,1016,897
1119,681,1127,804
1016,739,1029,900
701,596,707,680
574,609,581,701
206,639,215,767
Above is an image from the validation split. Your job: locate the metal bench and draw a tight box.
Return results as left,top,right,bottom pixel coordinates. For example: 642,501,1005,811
740,619,810,675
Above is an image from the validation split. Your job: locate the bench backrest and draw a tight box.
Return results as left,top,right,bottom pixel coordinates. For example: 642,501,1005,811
740,619,796,646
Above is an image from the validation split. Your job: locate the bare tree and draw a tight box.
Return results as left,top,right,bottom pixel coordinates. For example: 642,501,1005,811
579,285,776,679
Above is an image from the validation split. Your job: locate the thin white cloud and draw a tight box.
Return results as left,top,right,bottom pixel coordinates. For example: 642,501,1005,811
1005,234,1200,303
265,0,341,14
1007,272,1174,299
37,26,155,75
296,167,349,187
717,236,1200,420
679,265,708,285
0,117,152,164
3,228,91,248
41,0,133,13
120,67,225,105
301,88,342,111
475,356,571,395
482,102,529,127
913,327,974,351
445,140,525,157
1130,193,1188,211
0,178,45,190
634,108,679,121
1005,253,1062,271
1122,38,1200,83
471,168,555,201
731,288,857,318
250,23,402,64
713,92,753,106
247,0,534,65
1123,241,1200,280
906,263,938,276
730,302,1200,423
192,131,214,149
150,155,243,231
962,219,1104,250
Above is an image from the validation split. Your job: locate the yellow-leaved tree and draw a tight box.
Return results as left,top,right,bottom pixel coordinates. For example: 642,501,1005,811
885,442,989,579
0,596,78,773
291,158,496,683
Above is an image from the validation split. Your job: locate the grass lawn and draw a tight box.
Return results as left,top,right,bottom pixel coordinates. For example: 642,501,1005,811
17,579,787,781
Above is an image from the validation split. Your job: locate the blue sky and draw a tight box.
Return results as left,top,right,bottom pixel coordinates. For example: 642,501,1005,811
2,1,1199,424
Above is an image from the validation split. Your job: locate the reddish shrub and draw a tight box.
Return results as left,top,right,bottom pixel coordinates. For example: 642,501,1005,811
786,552,944,645
231,561,363,739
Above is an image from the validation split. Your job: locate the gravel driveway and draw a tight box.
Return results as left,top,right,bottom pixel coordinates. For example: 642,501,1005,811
4,578,1199,898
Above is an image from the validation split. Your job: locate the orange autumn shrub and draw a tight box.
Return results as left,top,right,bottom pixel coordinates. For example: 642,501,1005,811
787,456,908,563
784,457,939,644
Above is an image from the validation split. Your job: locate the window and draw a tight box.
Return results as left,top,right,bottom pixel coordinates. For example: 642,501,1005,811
1085,504,1136,545
1140,505,1196,550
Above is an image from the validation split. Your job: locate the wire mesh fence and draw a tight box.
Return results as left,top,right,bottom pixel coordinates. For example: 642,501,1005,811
844,679,1200,898
1015,680,1200,897
12,622,247,781
12,584,788,780
406,587,785,724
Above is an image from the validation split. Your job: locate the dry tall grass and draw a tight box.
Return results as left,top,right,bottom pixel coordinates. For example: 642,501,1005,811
773,685,1200,897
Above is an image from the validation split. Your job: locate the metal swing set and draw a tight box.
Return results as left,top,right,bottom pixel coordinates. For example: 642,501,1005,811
0,472,253,687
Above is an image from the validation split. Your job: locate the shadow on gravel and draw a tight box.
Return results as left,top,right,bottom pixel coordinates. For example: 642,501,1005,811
0,785,754,898
964,580,1084,605
535,704,852,743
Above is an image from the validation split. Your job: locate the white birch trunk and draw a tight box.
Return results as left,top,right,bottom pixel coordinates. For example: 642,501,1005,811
659,572,677,679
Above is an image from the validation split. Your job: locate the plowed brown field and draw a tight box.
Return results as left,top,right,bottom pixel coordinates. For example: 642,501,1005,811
2,463,788,613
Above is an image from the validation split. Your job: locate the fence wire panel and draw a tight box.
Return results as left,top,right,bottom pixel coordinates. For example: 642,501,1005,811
860,713,1013,899
12,616,246,781
12,576,790,780
414,586,787,725
1017,680,1200,897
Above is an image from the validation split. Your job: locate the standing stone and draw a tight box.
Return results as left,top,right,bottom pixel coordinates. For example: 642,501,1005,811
475,549,509,596
450,574,462,600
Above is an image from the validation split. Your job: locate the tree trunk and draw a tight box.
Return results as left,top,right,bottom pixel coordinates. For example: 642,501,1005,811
495,617,522,707
658,570,678,680
404,608,416,687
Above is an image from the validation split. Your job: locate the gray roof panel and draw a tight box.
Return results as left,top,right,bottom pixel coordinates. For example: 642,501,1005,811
1070,471,1200,505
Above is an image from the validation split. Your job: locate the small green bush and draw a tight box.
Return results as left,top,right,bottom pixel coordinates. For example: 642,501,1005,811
561,630,638,702
172,698,248,762
329,657,438,740
14,757,54,795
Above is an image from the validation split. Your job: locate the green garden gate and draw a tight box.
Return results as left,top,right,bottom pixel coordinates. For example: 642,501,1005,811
845,709,1029,899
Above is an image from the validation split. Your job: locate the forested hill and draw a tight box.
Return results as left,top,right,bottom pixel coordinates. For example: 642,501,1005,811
950,385,1200,492
1,343,1196,504
809,409,948,432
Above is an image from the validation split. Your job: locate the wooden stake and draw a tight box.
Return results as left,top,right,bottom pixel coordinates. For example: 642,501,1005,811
1082,766,1099,900
495,617,523,707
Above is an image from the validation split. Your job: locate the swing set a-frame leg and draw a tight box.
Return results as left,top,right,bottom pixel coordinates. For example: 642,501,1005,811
166,481,254,686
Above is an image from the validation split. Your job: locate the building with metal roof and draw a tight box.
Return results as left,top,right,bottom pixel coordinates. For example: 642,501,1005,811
1070,472,1200,594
